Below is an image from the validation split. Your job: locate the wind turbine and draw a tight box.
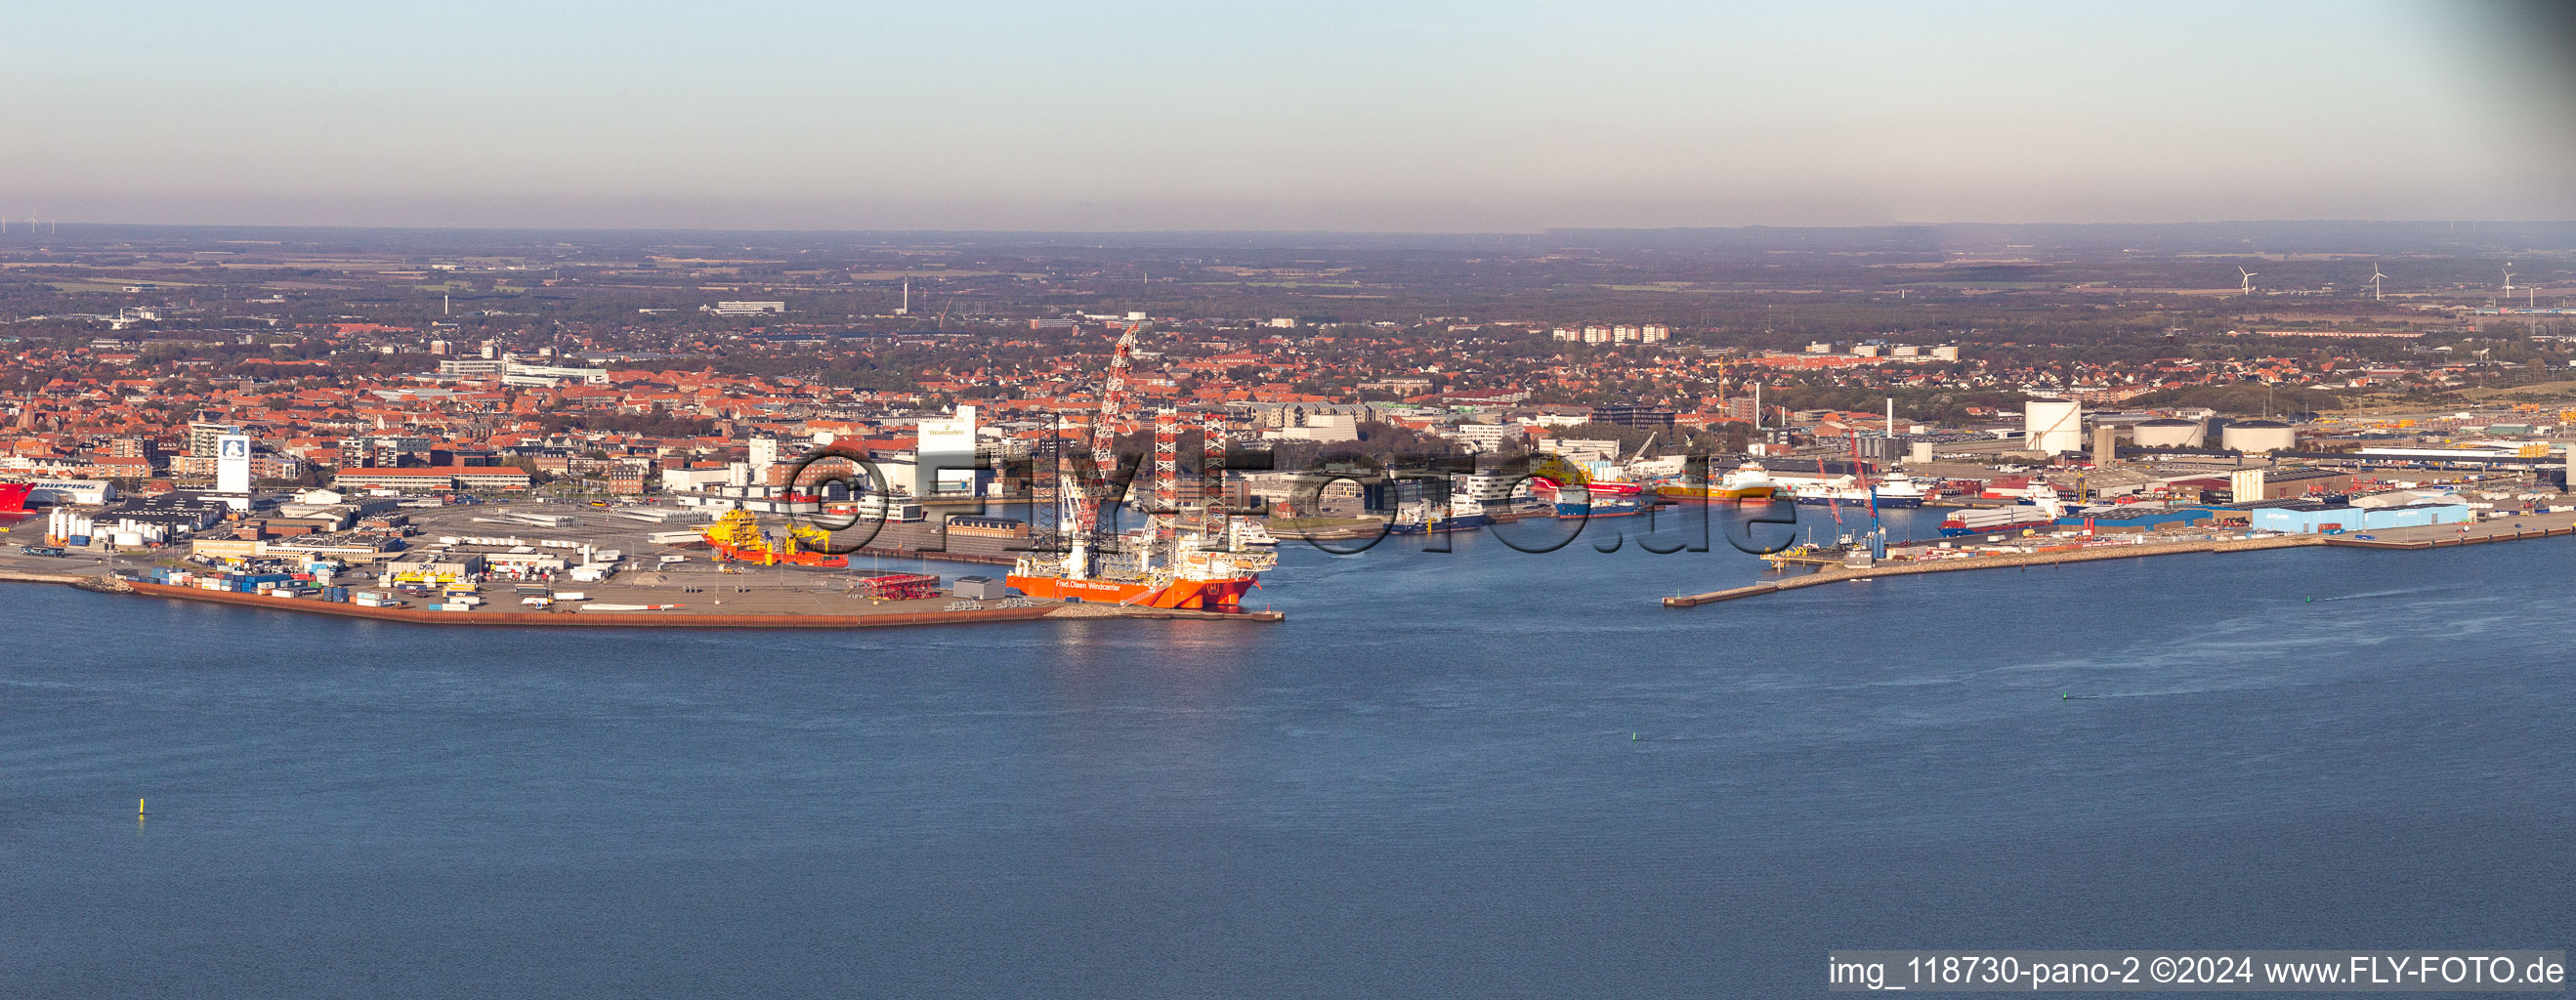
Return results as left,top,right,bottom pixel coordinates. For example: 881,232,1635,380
2368,262,2386,301
2238,266,2258,295
2504,262,2515,299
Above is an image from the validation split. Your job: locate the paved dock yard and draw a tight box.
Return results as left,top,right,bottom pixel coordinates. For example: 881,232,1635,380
2320,509,2576,549
2,503,1286,625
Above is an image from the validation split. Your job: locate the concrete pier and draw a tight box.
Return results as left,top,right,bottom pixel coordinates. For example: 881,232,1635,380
0,568,111,587
1665,534,2323,608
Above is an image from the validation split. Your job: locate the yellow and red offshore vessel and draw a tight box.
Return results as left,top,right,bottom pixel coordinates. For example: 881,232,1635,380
702,509,850,568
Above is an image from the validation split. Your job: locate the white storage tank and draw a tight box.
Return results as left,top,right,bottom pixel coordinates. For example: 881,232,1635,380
2132,418,2204,448
2221,420,2296,454
2024,399,2084,454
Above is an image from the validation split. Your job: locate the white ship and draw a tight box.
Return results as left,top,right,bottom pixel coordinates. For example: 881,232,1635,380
1390,494,1494,534
1228,516,1278,548
1789,472,1927,507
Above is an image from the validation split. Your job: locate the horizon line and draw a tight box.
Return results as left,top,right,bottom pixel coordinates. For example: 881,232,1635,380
16,219,2576,239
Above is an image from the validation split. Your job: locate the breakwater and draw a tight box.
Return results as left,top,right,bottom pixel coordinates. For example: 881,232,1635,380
1664,534,2325,607
0,569,98,585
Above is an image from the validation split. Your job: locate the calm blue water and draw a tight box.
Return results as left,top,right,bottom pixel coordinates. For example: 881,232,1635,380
4,505,2570,997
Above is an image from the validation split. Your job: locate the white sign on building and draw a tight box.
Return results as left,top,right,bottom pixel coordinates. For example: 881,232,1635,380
915,405,979,495
216,435,253,495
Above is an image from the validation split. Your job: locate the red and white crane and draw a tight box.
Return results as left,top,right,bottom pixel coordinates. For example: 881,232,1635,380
1018,321,1272,598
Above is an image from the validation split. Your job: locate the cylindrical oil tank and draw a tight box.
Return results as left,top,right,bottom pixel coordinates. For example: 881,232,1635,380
2132,418,2204,448
2024,399,2084,454
2220,419,2296,454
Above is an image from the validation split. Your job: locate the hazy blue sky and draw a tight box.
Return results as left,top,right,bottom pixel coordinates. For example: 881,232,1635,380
6,0,2570,229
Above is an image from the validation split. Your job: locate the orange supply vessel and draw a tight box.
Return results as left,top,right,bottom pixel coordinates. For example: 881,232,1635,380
1007,511,1274,611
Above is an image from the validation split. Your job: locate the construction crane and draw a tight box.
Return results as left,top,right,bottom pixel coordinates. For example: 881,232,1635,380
1817,456,1841,527
1629,432,1658,464
1064,322,1144,577
1012,321,1276,604
1151,407,1182,555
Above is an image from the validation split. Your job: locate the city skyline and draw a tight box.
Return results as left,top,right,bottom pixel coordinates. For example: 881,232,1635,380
10,1,2575,231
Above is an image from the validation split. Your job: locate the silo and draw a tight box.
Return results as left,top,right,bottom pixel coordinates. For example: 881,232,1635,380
2220,419,2296,454
2132,418,2204,448
2024,399,2084,454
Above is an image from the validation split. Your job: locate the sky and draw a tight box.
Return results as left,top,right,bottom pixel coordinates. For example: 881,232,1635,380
6,0,2573,231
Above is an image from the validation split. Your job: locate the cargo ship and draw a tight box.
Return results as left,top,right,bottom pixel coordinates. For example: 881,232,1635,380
1936,506,2054,536
1936,484,2067,536
1790,472,1928,508
0,482,31,513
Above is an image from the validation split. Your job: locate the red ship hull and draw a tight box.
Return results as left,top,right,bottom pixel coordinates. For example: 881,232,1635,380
0,482,31,513
1006,573,1254,610
1529,476,1643,498
708,539,849,568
